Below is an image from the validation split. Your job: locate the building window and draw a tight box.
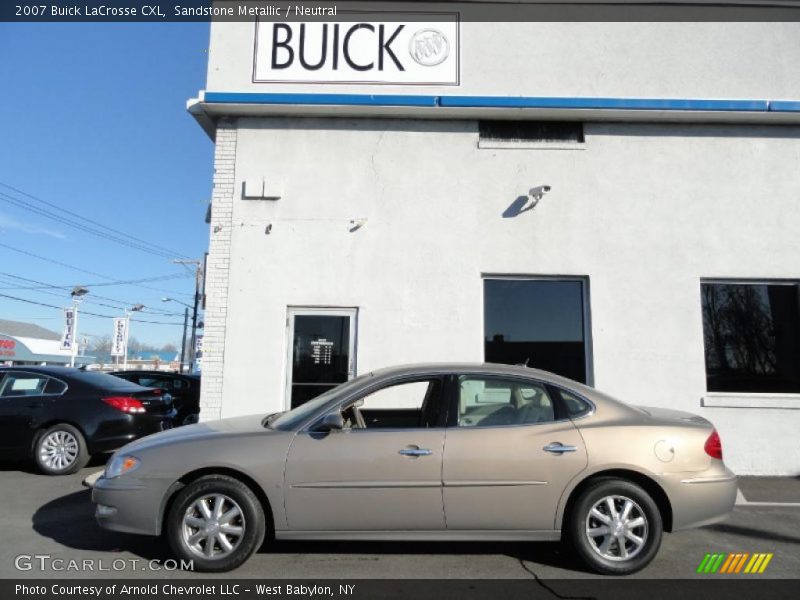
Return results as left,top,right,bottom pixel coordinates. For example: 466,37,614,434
478,120,585,149
701,281,800,394
484,278,591,384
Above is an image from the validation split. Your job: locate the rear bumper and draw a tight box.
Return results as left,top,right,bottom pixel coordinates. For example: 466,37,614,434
88,411,176,455
663,467,738,531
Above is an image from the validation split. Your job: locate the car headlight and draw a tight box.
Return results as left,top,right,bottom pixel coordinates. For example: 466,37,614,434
104,454,141,479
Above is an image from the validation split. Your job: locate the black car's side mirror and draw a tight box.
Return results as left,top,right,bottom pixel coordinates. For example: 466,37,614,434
315,411,344,432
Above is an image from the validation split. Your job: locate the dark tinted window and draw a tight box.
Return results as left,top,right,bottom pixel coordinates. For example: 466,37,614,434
701,282,800,393
70,371,144,391
479,120,584,143
484,279,589,383
44,378,67,395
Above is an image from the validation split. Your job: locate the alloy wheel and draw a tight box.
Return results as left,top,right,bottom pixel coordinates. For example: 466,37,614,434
38,430,79,470
585,494,649,561
181,493,246,559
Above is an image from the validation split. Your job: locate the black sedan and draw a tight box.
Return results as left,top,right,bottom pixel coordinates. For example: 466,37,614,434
0,366,175,475
109,371,200,426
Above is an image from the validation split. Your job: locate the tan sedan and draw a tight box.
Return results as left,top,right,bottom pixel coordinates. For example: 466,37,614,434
91,363,737,574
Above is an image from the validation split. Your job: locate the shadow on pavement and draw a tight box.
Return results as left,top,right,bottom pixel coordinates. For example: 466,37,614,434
705,523,800,546
259,539,591,573
0,454,108,475
32,489,167,560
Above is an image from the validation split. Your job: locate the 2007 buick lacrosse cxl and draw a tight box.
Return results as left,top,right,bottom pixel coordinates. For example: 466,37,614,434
90,363,737,574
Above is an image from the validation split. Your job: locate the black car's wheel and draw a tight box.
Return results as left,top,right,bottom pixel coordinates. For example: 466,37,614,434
180,412,200,426
34,423,89,475
167,475,266,572
566,478,663,575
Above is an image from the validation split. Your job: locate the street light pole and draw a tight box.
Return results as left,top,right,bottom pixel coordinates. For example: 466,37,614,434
163,297,195,374
69,286,88,368
123,304,145,371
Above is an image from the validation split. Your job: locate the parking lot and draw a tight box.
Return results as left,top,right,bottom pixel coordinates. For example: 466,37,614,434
0,460,798,581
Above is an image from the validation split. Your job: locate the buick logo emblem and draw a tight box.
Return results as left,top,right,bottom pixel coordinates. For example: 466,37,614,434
409,29,450,67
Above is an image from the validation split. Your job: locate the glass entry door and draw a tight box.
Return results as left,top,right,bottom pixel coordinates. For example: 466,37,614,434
285,308,357,409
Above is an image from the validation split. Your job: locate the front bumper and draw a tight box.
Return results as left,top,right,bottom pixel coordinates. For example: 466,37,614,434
92,473,177,536
663,467,738,531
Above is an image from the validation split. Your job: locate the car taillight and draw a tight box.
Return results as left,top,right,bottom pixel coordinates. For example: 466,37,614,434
103,396,146,414
704,429,723,459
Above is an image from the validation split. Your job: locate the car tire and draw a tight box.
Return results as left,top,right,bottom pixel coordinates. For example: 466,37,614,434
34,423,90,476
566,478,663,575
167,475,266,572
181,413,200,426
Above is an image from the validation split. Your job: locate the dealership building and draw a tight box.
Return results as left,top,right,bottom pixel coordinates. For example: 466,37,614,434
189,3,800,475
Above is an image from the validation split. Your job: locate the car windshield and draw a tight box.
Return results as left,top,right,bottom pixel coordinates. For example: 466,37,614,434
69,371,144,391
270,373,373,431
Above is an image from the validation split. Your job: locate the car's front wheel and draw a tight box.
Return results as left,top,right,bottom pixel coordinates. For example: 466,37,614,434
566,478,663,575
167,475,266,572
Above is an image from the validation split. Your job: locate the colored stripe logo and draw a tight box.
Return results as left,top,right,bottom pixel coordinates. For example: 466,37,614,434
696,552,773,574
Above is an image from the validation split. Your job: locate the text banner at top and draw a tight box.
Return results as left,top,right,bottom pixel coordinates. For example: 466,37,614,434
4,0,800,22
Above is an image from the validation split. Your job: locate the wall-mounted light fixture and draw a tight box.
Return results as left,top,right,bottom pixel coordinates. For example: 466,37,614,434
525,185,552,211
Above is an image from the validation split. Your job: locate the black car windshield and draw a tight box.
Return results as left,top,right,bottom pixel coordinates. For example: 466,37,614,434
69,371,145,391
270,373,373,431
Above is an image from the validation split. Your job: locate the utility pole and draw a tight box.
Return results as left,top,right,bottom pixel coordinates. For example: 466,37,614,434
180,307,188,373
170,259,203,373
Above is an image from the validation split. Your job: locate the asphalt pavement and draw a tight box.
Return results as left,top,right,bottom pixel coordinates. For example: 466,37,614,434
1,459,798,580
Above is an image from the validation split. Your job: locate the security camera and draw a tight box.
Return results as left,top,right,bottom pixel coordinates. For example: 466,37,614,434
529,185,552,198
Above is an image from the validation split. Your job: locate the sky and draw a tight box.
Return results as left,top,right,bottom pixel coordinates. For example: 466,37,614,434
0,22,213,348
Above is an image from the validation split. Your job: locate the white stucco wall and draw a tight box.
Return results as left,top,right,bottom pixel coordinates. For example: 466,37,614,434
199,117,800,475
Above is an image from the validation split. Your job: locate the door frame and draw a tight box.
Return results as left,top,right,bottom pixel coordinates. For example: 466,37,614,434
284,306,359,410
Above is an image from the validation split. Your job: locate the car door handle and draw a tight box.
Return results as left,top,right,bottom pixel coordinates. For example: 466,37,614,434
399,447,433,457
543,443,577,454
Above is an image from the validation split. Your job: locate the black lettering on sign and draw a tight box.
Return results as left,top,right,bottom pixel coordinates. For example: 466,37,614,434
379,25,404,71
299,24,327,70
271,23,294,69
343,24,375,71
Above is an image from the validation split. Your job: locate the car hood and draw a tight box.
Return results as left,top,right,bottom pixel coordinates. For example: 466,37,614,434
120,414,278,454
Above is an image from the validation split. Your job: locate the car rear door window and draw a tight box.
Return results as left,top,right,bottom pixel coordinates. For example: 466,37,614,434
458,376,555,427
0,373,48,397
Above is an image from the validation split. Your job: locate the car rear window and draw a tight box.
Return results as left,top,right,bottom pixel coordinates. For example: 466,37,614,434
70,371,145,391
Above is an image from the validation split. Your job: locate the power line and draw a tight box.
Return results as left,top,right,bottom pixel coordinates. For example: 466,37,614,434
0,182,192,260
0,241,194,297
0,273,185,317
0,292,185,326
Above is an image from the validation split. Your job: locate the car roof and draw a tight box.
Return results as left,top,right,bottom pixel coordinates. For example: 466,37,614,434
0,365,85,375
367,362,573,383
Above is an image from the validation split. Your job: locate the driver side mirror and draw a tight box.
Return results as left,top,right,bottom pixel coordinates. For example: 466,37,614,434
315,411,344,432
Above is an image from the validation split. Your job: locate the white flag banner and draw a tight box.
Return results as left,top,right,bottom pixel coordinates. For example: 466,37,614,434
60,308,75,351
111,317,128,357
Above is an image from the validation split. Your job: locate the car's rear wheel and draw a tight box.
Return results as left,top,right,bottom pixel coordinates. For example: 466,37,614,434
167,475,265,572
34,423,89,475
567,478,663,575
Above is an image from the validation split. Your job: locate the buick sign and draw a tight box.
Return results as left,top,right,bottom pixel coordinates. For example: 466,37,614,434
253,14,460,85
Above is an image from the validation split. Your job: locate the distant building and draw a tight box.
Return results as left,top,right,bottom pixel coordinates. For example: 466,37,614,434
0,319,93,366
